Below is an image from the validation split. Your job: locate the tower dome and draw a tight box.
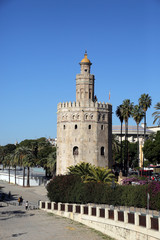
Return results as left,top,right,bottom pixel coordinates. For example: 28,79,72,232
81,51,91,64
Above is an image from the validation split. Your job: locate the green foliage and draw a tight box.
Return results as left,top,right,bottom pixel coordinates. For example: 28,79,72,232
47,175,160,209
152,102,160,125
131,105,144,125
68,162,92,181
0,144,16,163
85,167,114,183
114,141,138,168
143,131,160,164
46,149,56,176
68,162,114,183
139,94,152,113
121,99,134,122
47,175,83,203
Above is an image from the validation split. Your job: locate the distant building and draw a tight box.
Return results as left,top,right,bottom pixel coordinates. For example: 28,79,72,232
147,125,160,133
47,137,57,146
56,52,112,175
112,125,153,143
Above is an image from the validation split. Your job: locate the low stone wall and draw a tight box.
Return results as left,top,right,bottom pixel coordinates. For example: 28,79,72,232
0,172,43,186
39,201,160,240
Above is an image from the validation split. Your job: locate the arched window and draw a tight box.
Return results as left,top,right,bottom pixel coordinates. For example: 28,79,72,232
101,125,104,130
75,124,78,129
63,125,66,130
88,125,91,129
101,147,104,156
90,114,93,120
73,146,79,156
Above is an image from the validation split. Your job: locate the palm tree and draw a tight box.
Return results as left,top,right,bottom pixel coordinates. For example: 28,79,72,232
152,102,160,126
121,99,134,175
47,151,56,177
112,134,120,167
139,94,152,167
3,153,15,183
15,147,34,187
22,150,35,187
85,167,115,183
68,162,92,181
15,147,28,187
131,105,144,167
116,105,124,170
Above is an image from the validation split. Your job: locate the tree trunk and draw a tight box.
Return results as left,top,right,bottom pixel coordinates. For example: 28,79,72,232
120,121,123,171
23,167,25,187
15,166,16,185
9,164,10,183
124,120,129,176
27,166,30,187
143,112,146,168
45,168,48,178
137,123,140,167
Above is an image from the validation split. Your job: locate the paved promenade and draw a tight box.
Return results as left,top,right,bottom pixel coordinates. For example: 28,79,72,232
0,181,113,240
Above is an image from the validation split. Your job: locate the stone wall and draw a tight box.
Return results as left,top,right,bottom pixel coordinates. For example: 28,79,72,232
40,201,160,240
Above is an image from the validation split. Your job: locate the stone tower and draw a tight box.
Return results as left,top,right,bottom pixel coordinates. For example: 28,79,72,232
56,52,112,175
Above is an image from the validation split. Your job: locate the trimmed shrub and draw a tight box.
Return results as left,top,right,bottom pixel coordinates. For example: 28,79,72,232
47,175,160,210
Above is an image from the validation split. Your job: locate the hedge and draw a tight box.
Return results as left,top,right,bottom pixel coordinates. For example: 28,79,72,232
46,175,160,211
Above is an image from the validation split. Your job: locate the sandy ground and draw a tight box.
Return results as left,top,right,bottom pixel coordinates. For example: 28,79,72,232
0,181,113,240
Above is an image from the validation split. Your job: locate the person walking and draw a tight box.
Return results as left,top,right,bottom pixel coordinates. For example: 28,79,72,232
25,201,29,210
18,197,21,205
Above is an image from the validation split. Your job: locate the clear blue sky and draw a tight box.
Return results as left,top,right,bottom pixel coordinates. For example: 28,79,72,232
0,0,160,146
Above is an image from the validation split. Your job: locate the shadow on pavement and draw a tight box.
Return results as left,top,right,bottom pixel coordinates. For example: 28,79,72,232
12,232,27,237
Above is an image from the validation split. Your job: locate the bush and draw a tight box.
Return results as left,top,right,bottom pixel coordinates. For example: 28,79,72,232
147,182,160,211
46,175,160,210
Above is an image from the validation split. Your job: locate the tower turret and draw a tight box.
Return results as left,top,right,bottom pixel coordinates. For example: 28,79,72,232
76,52,95,103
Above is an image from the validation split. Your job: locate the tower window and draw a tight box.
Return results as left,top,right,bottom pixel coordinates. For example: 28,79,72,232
101,125,104,130
88,125,91,129
98,114,101,121
75,124,78,129
85,69,87,72
73,146,78,155
101,147,104,156
63,125,66,130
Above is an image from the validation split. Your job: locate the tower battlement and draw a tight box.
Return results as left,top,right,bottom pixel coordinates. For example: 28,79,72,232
57,101,112,110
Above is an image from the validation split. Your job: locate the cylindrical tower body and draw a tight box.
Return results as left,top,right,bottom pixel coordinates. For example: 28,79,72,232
56,53,112,175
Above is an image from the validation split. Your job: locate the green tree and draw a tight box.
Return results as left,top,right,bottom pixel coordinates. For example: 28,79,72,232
0,144,16,182
37,145,54,177
23,150,35,187
46,148,56,177
0,144,16,167
3,153,15,183
139,94,152,167
152,102,160,126
68,162,92,181
85,166,115,183
112,134,120,167
116,105,124,170
143,131,160,165
14,146,34,187
131,105,144,167
121,99,134,175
